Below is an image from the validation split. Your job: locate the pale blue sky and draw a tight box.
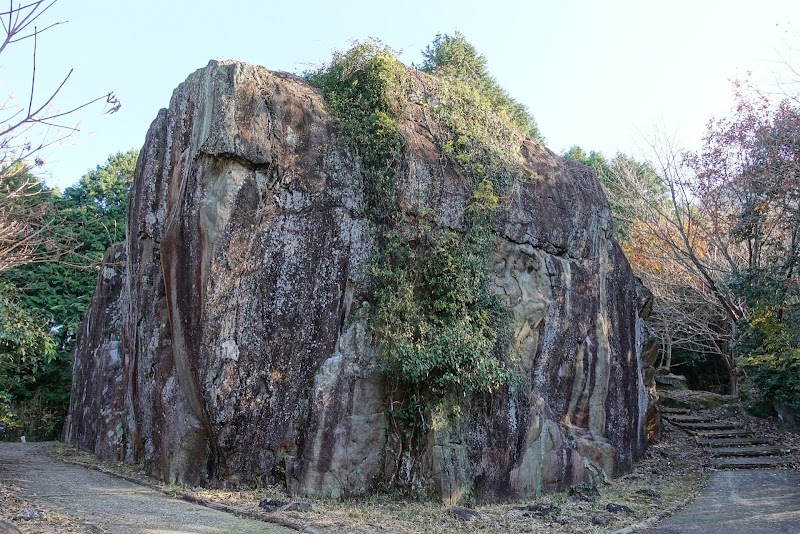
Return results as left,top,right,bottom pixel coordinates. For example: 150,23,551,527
3,0,799,189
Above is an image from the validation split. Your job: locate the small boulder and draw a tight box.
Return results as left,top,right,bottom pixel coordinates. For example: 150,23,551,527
13,509,44,521
258,498,288,512
450,507,481,522
591,514,612,526
606,502,634,515
655,374,688,389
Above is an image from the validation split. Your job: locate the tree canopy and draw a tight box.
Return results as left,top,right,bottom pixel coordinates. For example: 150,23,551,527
569,79,800,409
0,150,137,438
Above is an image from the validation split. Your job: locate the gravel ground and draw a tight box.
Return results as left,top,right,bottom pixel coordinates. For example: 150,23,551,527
0,478,91,533
0,442,295,533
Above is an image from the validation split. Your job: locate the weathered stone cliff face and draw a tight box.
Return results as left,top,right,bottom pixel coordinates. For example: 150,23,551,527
65,60,652,502
64,243,127,461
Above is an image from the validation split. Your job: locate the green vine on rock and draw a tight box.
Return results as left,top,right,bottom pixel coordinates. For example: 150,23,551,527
307,39,406,222
371,186,514,423
308,36,535,465
435,77,527,194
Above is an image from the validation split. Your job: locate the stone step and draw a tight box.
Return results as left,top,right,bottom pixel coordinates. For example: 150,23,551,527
693,430,754,438
697,437,771,447
660,406,691,414
655,374,687,388
679,422,738,430
709,446,784,457
712,456,786,469
664,415,714,423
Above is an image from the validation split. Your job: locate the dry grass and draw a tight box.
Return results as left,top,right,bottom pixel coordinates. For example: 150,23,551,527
0,479,91,533
47,417,711,534
268,425,707,534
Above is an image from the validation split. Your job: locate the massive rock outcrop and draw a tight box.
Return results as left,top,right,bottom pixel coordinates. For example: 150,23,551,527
64,59,653,503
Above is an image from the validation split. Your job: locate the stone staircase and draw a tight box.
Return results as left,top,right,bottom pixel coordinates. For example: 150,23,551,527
661,406,788,469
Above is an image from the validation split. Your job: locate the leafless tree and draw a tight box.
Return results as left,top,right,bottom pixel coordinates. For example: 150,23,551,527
606,137,745,393
0,0,119,273
612,80,800,394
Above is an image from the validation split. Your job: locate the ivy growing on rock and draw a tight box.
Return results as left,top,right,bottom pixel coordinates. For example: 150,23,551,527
307,40,406,222
308,35,539,459
419,32,543,143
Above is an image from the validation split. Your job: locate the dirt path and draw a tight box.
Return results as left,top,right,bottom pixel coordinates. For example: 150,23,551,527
0,442,297,533
643,469,800,533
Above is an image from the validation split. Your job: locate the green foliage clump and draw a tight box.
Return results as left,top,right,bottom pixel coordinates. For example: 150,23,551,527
0,284,56,436
307,40,406,221
420,33,542,142
435,78,526,193
738,307,800,417
371,196,513,416
309,38,525,449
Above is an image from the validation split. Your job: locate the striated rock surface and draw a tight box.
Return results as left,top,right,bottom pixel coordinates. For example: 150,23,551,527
634,282,661,445
65,59,652,502
63,243,127,460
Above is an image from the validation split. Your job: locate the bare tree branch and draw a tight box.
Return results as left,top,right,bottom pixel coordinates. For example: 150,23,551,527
0,0,119,273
